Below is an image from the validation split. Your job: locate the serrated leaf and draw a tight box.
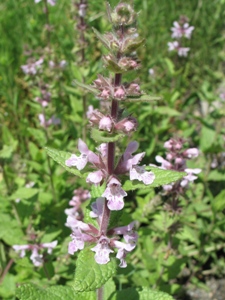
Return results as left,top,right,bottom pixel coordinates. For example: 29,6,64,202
73,247,117,292
111,287,174,300
16,283,96,300
91,128,124,143
123,166,185,191
92,27,111,51
108,210,123,229
126,94,162,102
91,184,106,198
45,147,84,178
73,80,98,95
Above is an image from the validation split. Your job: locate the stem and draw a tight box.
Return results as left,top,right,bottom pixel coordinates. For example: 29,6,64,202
2,163,11,195
43,262,51,280
107,73,122,175
44,129,57,202
0,259,14,285
97,285,104,300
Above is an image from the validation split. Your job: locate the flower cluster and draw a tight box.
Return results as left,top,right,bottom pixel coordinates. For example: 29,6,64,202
21,58,44,75
168,16,194,57
13,241,57,267
156,138,201,193
66,139,155,211
65,188,90,220
66,198,137,268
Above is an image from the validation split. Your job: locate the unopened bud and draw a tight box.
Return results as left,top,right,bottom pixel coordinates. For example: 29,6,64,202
115,117,138,134
99,116,113,132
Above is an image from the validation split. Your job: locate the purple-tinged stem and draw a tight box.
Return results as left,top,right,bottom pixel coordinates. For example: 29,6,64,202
97,286,104,300
107,73,122,175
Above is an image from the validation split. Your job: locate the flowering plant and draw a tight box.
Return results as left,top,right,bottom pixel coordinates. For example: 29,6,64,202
168,16,194,57
43,2,185,298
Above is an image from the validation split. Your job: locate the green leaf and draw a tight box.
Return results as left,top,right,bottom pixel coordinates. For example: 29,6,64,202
91,128,124,143
200,125,216,152
0,141,17,161
207,170,225,181
111,287,174,300
27,128,47,146
45,147,84,178
0,214,24,245
16,283,96,300
73,80,98,95
123,166,185,191
73,247,117,292
212,189,225,211
164,57,175,75
10,188,39,201
154,106,180,116
92,27,111,51
126,94,162,102
90,184,106,198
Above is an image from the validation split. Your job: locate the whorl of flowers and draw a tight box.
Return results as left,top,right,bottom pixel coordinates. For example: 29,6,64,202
168,16,194,57
155,138,201,193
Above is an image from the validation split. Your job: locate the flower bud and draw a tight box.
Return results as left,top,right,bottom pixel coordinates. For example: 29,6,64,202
126,82,141,96
99,116,113,132
111,3,137,26
115,116,138,134
114,86,126,100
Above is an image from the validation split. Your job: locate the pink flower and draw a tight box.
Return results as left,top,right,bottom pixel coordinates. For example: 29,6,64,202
115,141,145,174
65,139,98,170
171,21,194,39
168,41,190,57
177,47,190,57
21,58,44,75
89,197,105,221
183,148,199,158
68,229,87,254
13,241,58,266
34,0,56,5
155,155,172,169
114,86,126,100
86,170,104,185
181,168,201,187
91,236,114,264
102,177,127,210
86,105,95,118
130,165,155,185
115,117,138,134
113,240,135,268
99,116,113,132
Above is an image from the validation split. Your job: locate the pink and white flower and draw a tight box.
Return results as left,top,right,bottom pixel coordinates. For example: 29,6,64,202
102,177,127,210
